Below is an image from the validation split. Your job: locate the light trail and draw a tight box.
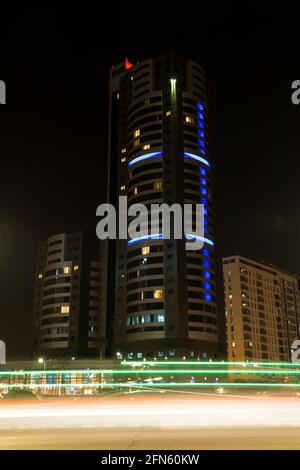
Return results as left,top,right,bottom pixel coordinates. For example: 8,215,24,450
1,368,300,376
133,386,261,399
0,362,299,392
1,394,300,449
0,382,300,389
122,360,300,367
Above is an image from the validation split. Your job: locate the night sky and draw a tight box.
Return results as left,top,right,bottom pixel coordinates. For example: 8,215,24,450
0,2,299,357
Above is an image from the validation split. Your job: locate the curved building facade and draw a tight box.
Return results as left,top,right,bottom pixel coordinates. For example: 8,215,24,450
105,53,219,359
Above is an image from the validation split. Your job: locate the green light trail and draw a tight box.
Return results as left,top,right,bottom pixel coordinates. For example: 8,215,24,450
1,361,300,376
124,361,300,367
0,370,112,376
0,369,300,376
0,382,299,389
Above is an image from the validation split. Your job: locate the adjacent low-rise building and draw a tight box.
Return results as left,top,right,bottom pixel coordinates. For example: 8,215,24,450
223,255,300,362
33,231,106,359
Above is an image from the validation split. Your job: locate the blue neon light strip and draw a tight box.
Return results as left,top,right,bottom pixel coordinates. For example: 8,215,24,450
128,233,163,245
128,233,214,247
184,152,210,168
185,234,214,247
128,152,163,168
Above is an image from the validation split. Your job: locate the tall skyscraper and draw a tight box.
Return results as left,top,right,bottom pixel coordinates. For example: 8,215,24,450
33,231,105,358
101,52,220,360
223,255,300,362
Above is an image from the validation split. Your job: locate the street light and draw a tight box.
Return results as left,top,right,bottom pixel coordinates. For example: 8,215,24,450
38,357,46,371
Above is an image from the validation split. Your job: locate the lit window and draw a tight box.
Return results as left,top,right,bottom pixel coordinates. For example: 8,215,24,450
165,110,172,117
142,246,150,255
143,144,150,150
73,265,79,271
133,138,140,147
134,129,140,138
131,75,134,81
185,115,194,124
38,273,43,280
61,305,70,314
157,313,165,322
121,148,126,154
141,292,144,300
154,289,163,299
154,181,162,190
121,157,126,163
64,267,71,274
134,187,138,195
120,185,126,191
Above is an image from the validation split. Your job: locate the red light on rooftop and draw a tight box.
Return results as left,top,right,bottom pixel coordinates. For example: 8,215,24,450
125,58,134,70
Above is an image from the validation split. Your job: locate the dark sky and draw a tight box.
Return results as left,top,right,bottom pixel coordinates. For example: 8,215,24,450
0,2,299,357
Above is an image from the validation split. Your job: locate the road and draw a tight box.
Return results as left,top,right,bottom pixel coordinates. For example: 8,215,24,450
1,392,300,449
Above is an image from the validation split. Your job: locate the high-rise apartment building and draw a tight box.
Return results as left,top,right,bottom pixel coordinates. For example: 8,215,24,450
223,255,300,362
33,231,105,358
101,53,220,359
